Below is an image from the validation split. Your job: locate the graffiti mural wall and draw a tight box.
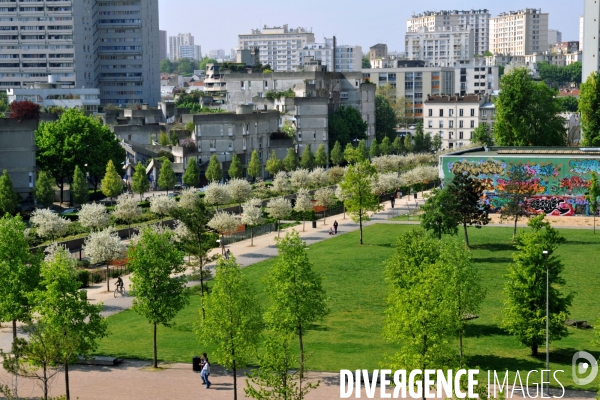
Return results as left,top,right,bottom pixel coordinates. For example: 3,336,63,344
441,156,600,216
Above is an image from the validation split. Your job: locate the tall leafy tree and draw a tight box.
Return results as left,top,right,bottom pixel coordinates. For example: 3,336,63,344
182,158,200,188
283,148,299,171
314,144,328,168
265,150,283,176
587,172,600,233
369,139,380,158
431,133,442,152
128,227,190,368
579,71,600,146
380,136,392,155
559,96,579,113
498,164,537,238
0,170,19,216
205,154,223,182
448,173,490,247
34,246,108,400
329,141,344,166
328,106,367,148
197,256,263,400
357,139,368,160
158,159,177,194
265,231,328,397
300,146,315,170
247,149,262,181
403,134,413,153
471,124,494,147
35,109,125,204
34,170,55,208
420,188,461,239
71,165,88,205
339,160,381,244
131,161,149,201
228,153,244,179
502,216,572,356
494,67,566,146
375,95,398,141
0,215,41,341
412,121,426,152
392,136,404,155
100,160,123,204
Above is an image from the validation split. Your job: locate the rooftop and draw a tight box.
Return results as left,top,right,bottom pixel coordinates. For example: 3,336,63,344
425,94,482,103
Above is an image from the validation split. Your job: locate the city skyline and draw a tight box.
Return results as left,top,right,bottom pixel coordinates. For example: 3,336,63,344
158,0,583,55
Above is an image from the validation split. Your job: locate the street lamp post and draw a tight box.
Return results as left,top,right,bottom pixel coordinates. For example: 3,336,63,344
543,249,550,396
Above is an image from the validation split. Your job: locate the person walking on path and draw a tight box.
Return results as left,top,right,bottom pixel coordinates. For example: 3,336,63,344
200,353,208,385
225,249,231,260
390,194,395,209
333,220,338,234
201,355,211,389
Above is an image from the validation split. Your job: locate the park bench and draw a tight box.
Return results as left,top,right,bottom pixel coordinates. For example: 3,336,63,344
77,356,122,366
565,320,592,329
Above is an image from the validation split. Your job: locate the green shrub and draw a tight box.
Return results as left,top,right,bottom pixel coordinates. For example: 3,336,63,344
77,259,90,268
77,270,90,288
91,273,103,284
62,213,79,222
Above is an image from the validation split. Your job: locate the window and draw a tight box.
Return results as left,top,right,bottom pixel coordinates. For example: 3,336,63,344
428,109,433,117
459,109,464,117
228,125,232,136
470,120,475,128
439,109,444,117
439,131,443,139
439,121,444,128
449,120,454,128
481,110,487,118
240,81,245,90
428,120,433,128
459,120,464,128
459,131,464,139
470,108,475,117
449,109,454,116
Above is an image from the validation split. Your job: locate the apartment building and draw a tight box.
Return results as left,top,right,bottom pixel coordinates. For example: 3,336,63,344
169,33,194,61
362,67,455,119
159,30,167,60
489,9,548,55
8,77,100,113
405,26,474,67
580,16,584,51
299,38,362,72
455,64,499,95
179,45,202,61
407,10,491,55
369,44,388,61
423,94,487,149
238,25,315,72
548,29,563,46
584,0,600,80
0,118,38,198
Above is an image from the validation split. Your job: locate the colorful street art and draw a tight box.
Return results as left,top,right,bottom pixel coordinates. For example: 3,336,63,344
442,156,600,216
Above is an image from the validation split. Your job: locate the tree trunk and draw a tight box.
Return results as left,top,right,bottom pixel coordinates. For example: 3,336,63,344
359,211,363,245
43,363,48,400
463,222,469,247
594,215,596,234
513,215,518,239
233,359,238,400
12,319,16,342
532,342,538,357
298,324,305,400
106,264,110,292
58,179,64,206
459,332,463,368
277,219,281,238
153,322,158,368
343,205,346,220
302,219,305,232
65,362,70,400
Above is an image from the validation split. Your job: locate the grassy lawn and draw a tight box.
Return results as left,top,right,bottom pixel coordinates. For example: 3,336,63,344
94,223,600,390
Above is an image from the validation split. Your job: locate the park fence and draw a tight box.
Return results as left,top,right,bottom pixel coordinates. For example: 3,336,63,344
221,223,278,246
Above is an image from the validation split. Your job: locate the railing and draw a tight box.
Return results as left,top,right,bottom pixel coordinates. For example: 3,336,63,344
221,223,277,245
314,205,345,221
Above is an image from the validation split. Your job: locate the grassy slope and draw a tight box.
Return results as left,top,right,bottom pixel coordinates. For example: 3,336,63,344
94,224,600,390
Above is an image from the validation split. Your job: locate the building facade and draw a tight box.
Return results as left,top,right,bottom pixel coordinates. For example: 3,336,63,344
455,63,499,95
169,33,194,61
407,10,491,55
238,25,315,72
8,79,100,113
405,27,474,67
299,38,362,72
489,9,548,55
423,94,487,149
0,118,37,198
179,45,202,61
584,0,600,80
548,29,563,46
159,30,167,60
0,0,159,106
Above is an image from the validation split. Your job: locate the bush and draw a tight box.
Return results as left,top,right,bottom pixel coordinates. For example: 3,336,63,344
77,270,90,288
290,209,316,221
91,273,103,284
66,221,87,236
77,259,90,268
138,201,151,208
62,213,79,222
10,100,40,121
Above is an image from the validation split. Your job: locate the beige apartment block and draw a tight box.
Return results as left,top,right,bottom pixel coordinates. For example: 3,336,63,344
489,8,548,55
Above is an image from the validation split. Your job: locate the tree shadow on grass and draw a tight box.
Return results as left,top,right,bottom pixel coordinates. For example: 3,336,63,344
464,324,510,338
470,243,516,252
307,324,330,332
467,354,545,372
551,348,600,365
472,257,513,264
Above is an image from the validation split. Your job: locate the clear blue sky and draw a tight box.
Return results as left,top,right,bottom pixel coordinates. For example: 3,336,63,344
158,0,583,54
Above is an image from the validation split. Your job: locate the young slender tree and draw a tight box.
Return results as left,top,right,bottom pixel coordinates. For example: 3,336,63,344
498,164,537,238
0,170,19,216
131,161,149,201
71,165,88,205
357,139,369,160
30,209,70,242
128,227,189,368
283,148,299,171
34,245,108,400
330,141,344,166
112,195,142,236
182,158,200,188
247,149,262,181
587,172,600,233
392,136,404,155
343,143,361,164
448,172,490,247
300,146,315,170
149,195,177,223
265,150,283,176
294,188,313,232
207,211,239,254
84,228,126,292
197,256,262,400
502,216,572,356
205,154,223,182
369,139,380,159
339,160,381,244
580,71,600,146
227,178,253,214
313,187,336,225
228,153,244,179
380,136,392,156
101,160,123,205
265,231,328,398
420,188,461,239
471,124,494,147
158,159,177,194
265,197,292,237
403,134,413,153
78,202,110,232
314,144,328,168
240,198,264,247
34,170,55,208
204,181,230,210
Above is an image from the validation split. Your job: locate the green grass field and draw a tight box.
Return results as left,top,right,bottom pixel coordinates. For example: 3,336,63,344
94,223,600,390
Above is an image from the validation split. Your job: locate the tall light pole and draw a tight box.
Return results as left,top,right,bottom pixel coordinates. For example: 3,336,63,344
543,249,549,396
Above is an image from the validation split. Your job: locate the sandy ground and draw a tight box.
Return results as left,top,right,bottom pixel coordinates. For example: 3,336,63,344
488,213,600,229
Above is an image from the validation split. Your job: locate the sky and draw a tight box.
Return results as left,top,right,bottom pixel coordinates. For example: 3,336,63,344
158,0,584,55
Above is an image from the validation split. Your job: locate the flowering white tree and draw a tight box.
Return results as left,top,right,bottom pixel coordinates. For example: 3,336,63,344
272,171,291,195
372,172,403,194
84,227,126,292
240,198,264,246
178,188,199,210
309,167,329,189
328,166,346,184
265,197,292,237
112,195,142,236
227,178,253,214
207,211,240,254
290,168,311,190
294,188,313,232
335,184,351,219
30,209,71,242
313,187,337,225
204,181,231,210
78,202,110,232
150,195,177,222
